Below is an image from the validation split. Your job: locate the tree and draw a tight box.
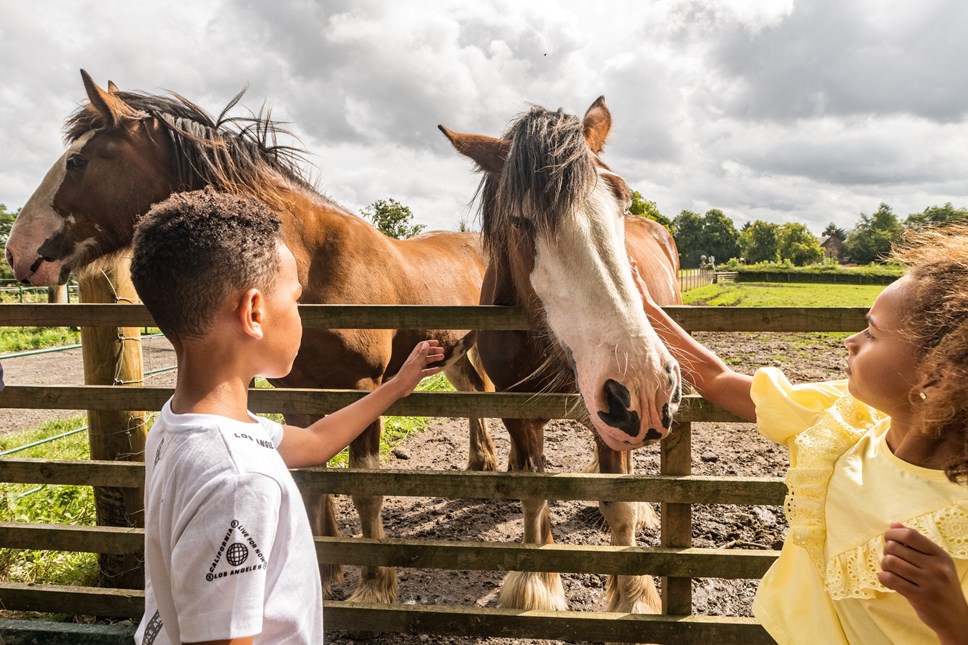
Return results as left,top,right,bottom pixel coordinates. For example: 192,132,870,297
671,208,740,268
777,223,823,266
628,190,672,231
701,209,741,266
844,202,903,264
0,204,16,247
671,210,704,267
740,220,780,264
822,222,847,241
904,202,968,231
360,198,426,239
0,204,17,280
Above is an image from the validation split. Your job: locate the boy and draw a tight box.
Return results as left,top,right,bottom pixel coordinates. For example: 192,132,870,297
131,189,444,645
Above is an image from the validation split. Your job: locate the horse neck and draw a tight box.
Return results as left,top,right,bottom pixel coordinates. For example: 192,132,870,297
260,181,390,291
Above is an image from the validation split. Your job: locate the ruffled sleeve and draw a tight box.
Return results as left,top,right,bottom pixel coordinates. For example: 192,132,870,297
825,501,968,599
750,367,851,448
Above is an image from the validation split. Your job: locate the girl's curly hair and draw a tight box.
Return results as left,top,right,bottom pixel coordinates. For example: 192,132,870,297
892,223,968,484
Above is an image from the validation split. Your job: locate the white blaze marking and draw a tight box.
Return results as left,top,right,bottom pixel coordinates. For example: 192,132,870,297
9,130,96,244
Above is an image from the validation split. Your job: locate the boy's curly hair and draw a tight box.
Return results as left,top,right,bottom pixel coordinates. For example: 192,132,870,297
892,223,968,484
131,189,283,340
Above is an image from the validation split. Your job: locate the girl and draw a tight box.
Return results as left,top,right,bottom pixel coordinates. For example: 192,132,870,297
633,225,968,644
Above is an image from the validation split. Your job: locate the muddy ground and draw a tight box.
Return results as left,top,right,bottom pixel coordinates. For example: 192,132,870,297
2,331,847,644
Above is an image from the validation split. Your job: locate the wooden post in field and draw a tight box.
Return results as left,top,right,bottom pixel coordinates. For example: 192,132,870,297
78,256,147,590
47,285,68,303
661,420,692,615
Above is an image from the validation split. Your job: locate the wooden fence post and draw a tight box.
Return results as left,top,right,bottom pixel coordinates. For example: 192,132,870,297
78,257,147,590
660,420,692,615
47,285,68,304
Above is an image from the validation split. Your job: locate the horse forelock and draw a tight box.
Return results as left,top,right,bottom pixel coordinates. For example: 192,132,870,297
63,90,318,211
481,106,596,256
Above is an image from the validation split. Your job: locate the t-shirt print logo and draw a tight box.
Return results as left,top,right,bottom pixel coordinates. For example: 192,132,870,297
205,519,268,582
226,542,248,567
141,610,163,645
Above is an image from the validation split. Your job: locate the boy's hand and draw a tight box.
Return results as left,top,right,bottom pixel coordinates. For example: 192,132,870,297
878,522,968,644
389,340,445,397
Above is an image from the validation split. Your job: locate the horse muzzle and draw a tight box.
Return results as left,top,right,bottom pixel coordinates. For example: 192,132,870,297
590,364,681,450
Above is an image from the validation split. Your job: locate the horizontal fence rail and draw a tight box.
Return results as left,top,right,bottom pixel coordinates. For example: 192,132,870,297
0,523,778,579
0,386,743,423
0,459,786,505
0,585,772,643
0,302,869,332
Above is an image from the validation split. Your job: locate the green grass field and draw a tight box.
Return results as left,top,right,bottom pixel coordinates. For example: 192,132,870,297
682,281,885,307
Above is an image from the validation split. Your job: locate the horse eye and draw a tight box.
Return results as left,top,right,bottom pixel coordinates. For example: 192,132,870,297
66,154,88,171
510,216,534,233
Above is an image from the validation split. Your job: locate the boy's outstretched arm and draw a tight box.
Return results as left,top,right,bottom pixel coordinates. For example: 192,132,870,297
632,263,756,421
277,340,445,467
878,522,968,645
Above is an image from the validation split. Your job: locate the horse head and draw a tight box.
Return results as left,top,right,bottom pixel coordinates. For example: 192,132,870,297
6,70,178,285
7,70,306,286
440,97,681,450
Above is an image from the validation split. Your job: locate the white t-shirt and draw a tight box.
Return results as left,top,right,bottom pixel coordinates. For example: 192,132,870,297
135,400,324,644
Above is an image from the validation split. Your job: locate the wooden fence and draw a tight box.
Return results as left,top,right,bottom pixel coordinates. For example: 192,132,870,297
0,303,868,643
677,268,714,291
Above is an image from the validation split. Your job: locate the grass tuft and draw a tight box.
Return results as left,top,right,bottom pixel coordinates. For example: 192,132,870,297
682,282,885,307
0,415,100,607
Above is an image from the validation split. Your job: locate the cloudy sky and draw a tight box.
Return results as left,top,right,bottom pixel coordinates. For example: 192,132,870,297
2,0,967,235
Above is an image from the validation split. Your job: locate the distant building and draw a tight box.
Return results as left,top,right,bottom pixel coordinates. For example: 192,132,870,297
820,235,845,262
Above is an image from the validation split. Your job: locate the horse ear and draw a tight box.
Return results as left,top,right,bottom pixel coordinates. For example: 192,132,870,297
107,80,120,94
438,125,510,174
80,69,135,127
583,96,612,154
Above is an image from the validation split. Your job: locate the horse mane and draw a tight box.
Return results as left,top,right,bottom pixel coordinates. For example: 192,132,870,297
64,89,321,210
479,106,597,256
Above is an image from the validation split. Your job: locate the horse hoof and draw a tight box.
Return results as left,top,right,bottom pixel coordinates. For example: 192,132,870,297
321,563,345,599
345,566,399,605
606,573,661,614
498,571,568,611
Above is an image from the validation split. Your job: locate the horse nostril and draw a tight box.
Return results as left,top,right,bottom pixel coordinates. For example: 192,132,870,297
4,248,13,268
598,379,640,438
604,379,631,409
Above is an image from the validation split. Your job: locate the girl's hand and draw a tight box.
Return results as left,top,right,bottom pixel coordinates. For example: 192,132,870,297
878,522,968,644
390,340,445,397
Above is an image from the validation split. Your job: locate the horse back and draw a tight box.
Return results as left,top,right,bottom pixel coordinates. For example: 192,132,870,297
290,223,487,387
624,216,682,305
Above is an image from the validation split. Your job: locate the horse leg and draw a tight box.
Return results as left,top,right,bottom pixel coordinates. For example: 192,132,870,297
345,416,398,604
443,346,497,471
588,444,659,530
597,442,661,617
497,418,568,611
286,413,344,597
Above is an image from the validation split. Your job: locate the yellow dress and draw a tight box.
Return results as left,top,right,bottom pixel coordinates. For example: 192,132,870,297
750,367,968,645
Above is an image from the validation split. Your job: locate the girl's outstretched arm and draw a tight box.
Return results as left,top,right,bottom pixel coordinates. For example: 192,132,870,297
632,263,755,421
879,522,968,645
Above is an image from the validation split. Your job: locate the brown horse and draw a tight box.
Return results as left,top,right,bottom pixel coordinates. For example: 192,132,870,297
5,70,498,603
440,97,682,615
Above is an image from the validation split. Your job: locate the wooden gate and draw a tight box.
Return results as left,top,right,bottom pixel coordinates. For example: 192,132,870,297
0,302,867,643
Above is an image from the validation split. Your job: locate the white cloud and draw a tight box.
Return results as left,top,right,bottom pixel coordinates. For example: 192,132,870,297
1,0,967,237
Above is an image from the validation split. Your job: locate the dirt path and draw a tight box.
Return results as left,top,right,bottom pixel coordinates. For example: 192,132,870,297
0,335,177,437
324,331,848,644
